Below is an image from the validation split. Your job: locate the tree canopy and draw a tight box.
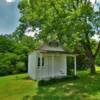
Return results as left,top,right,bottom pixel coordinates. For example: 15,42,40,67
18,0,100,74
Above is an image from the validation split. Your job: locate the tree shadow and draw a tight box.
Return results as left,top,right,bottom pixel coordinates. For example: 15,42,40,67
23,73,100,100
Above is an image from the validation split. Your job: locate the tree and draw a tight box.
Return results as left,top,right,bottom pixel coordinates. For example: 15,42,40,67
0,35,15,52
18,0,100,74
0,32,38,76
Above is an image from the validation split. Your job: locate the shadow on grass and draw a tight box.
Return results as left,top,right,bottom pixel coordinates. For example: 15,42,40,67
23,73,100,100
38,76,79,86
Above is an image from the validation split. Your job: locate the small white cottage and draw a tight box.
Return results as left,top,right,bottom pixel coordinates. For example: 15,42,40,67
28,41,77,80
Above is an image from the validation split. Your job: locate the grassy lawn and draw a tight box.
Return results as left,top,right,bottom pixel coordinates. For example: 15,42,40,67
0,67,100,100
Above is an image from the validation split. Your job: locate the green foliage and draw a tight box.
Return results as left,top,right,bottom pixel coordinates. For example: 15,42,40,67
0,35,15,52
67,56,74,75
16,62,26,73
0,52,18,75
96,54,100,66
0,34,36,76
18,0,100,68
18,0,99,40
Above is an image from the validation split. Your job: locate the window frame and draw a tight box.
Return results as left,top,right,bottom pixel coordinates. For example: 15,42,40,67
37,56,45,69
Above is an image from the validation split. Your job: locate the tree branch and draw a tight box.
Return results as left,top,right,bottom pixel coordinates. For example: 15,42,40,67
85,34,94,57
81,41,92,57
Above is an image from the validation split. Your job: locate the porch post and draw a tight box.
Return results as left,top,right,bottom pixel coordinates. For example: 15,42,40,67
74,56,77,76
52,55,54,78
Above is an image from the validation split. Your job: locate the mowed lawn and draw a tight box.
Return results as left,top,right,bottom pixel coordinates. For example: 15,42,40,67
0,67,100,100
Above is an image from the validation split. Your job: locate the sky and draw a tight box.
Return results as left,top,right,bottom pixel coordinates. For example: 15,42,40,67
0,0,20,34
0,0,99,35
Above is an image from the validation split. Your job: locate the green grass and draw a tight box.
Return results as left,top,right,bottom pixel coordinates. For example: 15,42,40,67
0,67,100,100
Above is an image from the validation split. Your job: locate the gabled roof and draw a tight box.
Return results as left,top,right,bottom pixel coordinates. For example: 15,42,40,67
37,45,79,55
33,40,78,55
39,45,65,52
38,44,67,53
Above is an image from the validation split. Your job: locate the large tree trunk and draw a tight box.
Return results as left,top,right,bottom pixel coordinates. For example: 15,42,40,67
81,41,97,74
88,56,96,74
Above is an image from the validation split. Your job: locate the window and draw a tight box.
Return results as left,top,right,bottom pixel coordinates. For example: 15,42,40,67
42,57,44,66
37,57,40,67
37,57,44,68
49,40,59,47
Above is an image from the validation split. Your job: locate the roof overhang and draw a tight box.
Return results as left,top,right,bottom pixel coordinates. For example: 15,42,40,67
39,50,79,56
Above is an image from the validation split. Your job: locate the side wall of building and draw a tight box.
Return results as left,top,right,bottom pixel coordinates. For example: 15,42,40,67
28,52,37,79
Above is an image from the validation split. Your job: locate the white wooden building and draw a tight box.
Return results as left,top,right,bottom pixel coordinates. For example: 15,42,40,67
28,41,77,80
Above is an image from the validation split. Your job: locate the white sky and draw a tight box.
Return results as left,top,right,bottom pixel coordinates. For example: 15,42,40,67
6,0,16,3
25,27,41,37
91,0,100,4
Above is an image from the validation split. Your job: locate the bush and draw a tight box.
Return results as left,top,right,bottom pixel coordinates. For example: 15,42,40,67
16,62,26,73
96,54,100,66
0,52,27,76
0,35,33,76
0,64,14,76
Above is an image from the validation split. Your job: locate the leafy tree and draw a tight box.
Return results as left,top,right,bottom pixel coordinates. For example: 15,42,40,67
0,35,15,52
12,24,27,42
0,33,37,75
18,0,100,74
96,54,100,66
0,52,18,75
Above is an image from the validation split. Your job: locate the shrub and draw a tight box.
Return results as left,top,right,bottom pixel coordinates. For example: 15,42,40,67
0,64,14,76
96,54,100,66
16,62,26,73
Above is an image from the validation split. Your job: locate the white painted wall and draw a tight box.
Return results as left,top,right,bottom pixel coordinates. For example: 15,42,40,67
35,54,50,80
28,52,67,80
28,52,37,79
